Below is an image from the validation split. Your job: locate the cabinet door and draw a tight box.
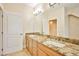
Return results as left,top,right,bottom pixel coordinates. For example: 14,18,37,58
28,38,33,54
37,48,48,56
38,42,62,56
26,37,29,48
32,40,38,56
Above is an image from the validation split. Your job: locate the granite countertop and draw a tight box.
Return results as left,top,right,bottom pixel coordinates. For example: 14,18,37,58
42,39,79,56
26,34,79,56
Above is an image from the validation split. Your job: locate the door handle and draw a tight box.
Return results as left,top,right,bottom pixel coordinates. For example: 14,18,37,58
20,33,23,35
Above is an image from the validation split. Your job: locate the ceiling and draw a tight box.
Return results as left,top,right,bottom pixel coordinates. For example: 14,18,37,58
2,3,79,11
2,3,79,16
25,3,79,12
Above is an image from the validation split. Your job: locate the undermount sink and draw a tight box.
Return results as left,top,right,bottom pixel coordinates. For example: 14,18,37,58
43,39,66,48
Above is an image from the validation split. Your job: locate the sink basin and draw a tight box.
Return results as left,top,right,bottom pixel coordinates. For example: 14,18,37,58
43,40,66,48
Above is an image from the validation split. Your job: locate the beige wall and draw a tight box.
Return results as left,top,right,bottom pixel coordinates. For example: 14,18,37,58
2,3,26,13
2,3,43,35
65,7,79,39
2,3,79,39
38,5,79,38
2,3,26,35
2,4,68,37
66,7,79,17
39,7,67,37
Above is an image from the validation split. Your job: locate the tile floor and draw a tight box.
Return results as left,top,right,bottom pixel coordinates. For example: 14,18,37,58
6,49,31,56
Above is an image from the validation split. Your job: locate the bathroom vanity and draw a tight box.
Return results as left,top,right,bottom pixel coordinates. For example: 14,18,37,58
25,33,79,56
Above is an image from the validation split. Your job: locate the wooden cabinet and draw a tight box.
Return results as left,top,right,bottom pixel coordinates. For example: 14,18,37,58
26,36,63,56
37,48,48,56
32,39,38,56
26,36,33,54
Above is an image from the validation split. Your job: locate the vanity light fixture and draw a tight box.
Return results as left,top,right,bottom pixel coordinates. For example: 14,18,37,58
33,6,44,16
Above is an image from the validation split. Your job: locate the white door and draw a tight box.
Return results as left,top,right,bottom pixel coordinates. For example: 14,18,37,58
0,11,2,55
3,12,23,54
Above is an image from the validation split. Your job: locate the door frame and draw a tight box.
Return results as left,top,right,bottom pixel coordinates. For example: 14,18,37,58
0,4,4,56
49,19,57,36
